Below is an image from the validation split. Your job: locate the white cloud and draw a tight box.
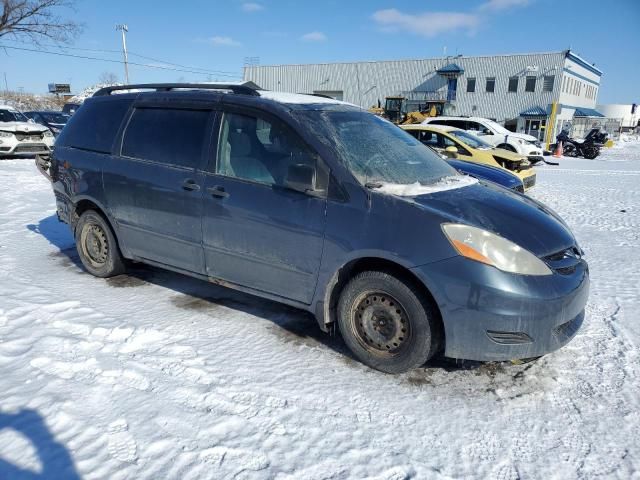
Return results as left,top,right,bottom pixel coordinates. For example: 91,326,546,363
242,2,264,13
208,36,242,47
301,31,327,42
372,9,480,37
479,0,530,11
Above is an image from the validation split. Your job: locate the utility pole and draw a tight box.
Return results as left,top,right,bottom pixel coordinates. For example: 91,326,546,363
116,24,130,84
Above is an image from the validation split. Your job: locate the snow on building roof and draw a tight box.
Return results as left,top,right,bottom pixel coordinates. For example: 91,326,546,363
258,91,348,105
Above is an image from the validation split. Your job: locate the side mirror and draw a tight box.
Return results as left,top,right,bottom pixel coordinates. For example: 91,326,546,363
444,146,458,158
28,118,36,124
285,163,321,195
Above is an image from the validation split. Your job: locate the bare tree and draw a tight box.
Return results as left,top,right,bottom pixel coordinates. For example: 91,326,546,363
0,0,81,44
99,71,119,84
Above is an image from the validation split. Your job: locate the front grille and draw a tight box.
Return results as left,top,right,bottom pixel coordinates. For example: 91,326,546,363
523,174,536,189
13,144,49,153
486,330,533,345
15,132,44,141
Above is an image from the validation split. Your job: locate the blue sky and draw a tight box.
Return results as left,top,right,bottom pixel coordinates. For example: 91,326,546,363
1,0,638,103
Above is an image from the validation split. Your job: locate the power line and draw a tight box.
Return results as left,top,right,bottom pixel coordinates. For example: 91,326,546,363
0,39,241,77
0,44,242,78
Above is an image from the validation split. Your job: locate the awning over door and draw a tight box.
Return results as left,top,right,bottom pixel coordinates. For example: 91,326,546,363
520,106,548,117
573,107,604,117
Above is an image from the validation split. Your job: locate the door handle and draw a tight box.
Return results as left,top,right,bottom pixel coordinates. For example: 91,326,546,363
182,179,200,191
207,185,229,198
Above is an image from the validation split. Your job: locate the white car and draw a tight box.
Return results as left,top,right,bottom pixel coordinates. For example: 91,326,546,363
422,116,544,162
0,105,55,157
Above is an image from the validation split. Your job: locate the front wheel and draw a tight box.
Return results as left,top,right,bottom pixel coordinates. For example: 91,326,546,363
75,210,126,278
497,143,517,153
338,271,440,373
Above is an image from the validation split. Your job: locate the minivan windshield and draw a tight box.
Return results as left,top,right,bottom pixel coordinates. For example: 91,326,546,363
300,110,457,186
449,130,493,150
41,112,70,124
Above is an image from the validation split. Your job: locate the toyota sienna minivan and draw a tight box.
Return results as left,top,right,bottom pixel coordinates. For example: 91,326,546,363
40,83,589,373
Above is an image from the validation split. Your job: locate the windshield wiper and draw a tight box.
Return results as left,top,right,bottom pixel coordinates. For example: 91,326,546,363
365,181,384,189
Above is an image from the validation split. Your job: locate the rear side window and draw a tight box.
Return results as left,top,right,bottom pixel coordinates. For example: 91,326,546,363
57,99,132,153
121,108,210,168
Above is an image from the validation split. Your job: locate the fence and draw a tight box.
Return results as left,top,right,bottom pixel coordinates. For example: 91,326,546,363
556,117,623,140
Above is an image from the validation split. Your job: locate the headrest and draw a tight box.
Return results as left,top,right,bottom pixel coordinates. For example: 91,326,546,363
229,131,251,157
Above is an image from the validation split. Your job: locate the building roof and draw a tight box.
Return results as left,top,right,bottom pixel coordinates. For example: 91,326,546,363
245,51,568,70
574,107,604,117
520,106,548,117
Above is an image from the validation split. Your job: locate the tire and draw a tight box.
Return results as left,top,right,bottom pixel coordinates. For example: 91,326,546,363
497,143,517,153
583,146,600,160
337,270,440,373
563,144,577,157
75,210,126,278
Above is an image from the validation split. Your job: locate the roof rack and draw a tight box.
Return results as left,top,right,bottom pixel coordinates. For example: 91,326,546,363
93,82,261,97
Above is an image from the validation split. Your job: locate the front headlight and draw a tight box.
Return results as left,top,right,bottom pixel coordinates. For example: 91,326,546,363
43,130,54,138
0,131,13,138
442,223,552,275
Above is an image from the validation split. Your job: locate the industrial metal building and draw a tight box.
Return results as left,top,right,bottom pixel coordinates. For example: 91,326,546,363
244,50,605,140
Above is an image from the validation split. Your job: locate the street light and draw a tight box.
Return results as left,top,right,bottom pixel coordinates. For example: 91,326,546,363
116,24,130,84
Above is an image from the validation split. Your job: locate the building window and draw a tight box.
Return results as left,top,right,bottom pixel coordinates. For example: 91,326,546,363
508,76,518,93
485,77,495,93
543,75,555,92
525,76,536,92
466,77,476,93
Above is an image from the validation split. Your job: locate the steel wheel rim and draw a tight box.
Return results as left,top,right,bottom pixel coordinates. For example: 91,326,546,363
351,291,411,357
80,223,109,268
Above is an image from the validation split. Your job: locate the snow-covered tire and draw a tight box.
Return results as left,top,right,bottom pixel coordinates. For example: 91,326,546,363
75,210,126,278
337,270,439,374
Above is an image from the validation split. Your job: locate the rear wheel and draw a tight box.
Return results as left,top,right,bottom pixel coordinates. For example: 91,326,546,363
75,210,126,278
338,271,440,373
583,146,600,159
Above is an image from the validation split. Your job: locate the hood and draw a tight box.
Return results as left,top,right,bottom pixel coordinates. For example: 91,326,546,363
448,159,522,190
405,182,575,257
490,148,527,161
0,121,49,133
503,131,537,142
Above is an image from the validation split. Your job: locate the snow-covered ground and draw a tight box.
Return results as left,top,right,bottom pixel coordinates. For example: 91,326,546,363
1,143,639,479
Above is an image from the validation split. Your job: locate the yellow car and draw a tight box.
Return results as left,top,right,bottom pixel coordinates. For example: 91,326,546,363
401,124,536,190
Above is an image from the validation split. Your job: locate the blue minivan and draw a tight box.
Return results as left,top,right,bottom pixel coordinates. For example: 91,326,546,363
42,83,589,373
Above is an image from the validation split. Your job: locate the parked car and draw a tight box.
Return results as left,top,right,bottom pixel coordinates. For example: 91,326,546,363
24,111,71,136
62,103,81,115
0,104,55,157
401,124,536,190
447,158,525,193
41,83,589,373
422,116,544,163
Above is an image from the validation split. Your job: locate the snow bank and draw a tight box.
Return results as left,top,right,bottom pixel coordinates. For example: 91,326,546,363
376,175,478,196
1,143,640,478
67,83,123,104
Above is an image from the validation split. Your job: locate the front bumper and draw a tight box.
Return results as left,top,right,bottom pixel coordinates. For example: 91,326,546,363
412,255,589,361
515,169,536,190
0,141,52,155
